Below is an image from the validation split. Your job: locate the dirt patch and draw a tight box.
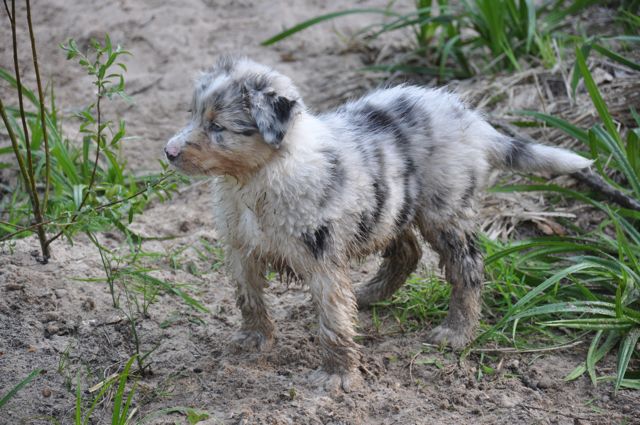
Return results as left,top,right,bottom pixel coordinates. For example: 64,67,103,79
1,0,638,424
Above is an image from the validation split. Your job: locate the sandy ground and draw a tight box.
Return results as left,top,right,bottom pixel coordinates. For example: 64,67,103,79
1,0,639,424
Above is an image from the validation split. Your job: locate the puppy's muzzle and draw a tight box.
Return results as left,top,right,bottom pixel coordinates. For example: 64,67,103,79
164,145,180,162
165,127,191,162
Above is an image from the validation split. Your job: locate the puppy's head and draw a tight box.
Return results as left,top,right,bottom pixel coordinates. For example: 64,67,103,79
164,56,303,177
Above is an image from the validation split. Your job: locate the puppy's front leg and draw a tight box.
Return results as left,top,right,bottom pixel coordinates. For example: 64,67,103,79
308,267,360,392
227,248,275,352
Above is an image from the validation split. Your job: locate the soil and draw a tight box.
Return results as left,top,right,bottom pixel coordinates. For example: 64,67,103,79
1,1,638,424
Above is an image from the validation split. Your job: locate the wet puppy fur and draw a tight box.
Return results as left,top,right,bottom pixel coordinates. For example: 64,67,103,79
164,56,592,391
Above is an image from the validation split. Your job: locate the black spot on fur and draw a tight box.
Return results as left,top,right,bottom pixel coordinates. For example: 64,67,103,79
466,231,480,260
355,148,388,243
273,96,296,123
355,217,370,242
396,157,418,229
396,185,415,228
245,77,297,146
462,173,477,207
319,149,345,208
355,104,420,229
364,106,395,132
392,95,420,127
372,179,387,225
302,225,330,259
505,138,532,169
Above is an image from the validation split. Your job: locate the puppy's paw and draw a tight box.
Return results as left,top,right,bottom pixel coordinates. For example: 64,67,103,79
230,330,273,353
309,368,359,393
427,324,471,350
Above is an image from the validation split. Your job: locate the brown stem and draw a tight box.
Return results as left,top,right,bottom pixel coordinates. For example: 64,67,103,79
10,0,35,201
26,0,51,213
3,0,12,23
6,0,48,260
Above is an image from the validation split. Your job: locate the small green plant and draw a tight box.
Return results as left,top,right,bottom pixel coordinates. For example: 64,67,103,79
372,272,450,332
73,355,138,425
0,2,182,261
77,235,209,374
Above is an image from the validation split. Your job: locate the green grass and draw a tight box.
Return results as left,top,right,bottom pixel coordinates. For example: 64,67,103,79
0,34,184,258
72,355,137,425
480,52,640,390
371,272,449,333
262,0,610,79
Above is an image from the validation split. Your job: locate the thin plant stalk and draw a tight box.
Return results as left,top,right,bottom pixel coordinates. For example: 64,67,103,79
25,0,51,213
4,0,49,260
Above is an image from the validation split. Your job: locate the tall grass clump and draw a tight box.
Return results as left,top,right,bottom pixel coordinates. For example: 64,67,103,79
472,44,640,392
0,1,182,262
262,0,606,79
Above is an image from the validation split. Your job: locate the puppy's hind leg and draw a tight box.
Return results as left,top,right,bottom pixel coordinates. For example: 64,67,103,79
420,221,484,349
308,267,360,392
355,229,422,308
228,248,275,352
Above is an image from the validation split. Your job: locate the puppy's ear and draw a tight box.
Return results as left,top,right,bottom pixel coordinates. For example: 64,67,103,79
243,84,297,148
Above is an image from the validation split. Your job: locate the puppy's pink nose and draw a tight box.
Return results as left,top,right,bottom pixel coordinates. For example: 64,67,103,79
164,145,180,161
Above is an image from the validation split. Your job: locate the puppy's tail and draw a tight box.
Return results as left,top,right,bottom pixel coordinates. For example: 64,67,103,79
488,136,593,174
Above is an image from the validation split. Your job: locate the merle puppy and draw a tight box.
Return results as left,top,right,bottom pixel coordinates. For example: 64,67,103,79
164,56,592,391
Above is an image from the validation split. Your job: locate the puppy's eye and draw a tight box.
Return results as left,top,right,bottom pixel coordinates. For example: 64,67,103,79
209,122,225,132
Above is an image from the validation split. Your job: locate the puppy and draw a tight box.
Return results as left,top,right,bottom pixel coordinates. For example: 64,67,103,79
165,56,591,391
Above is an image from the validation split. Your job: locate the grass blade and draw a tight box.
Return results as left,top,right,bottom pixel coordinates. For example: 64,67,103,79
543,318,634,330
575,46,622,145
112,355,137,425
566,331,620,381
0,369,43,409
616,329,640,393
75,374,82,424
587,330,603,385
591,126,640,197
127,271,209,313
262,8,398,45
591,43,640,71
516,110,589,144
511,301,617,321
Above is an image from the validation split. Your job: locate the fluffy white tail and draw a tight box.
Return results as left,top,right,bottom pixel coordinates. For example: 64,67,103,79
489,137,593,173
